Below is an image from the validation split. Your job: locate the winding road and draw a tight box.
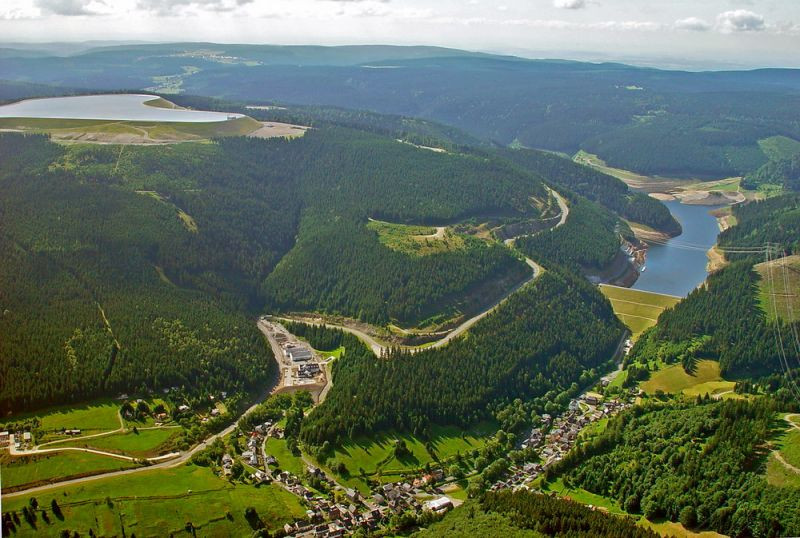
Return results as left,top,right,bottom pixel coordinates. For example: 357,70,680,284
280,187,568,357
2,187,570,498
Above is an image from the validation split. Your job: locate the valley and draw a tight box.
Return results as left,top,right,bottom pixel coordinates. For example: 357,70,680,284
0,42,799,538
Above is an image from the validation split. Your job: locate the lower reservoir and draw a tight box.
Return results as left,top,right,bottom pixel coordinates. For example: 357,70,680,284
631,200,721,297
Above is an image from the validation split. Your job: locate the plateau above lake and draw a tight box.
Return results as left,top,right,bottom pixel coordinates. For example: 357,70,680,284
0,94,243,123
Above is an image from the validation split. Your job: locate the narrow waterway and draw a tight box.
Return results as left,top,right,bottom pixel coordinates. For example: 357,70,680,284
631,200,721,297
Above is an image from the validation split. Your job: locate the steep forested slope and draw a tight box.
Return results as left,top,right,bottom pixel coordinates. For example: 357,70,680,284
300,269,624,444
0,135,275,411
551,400,800,537
416,490,658,538
0,127,552,411
515,197,622,271
498,147,680,235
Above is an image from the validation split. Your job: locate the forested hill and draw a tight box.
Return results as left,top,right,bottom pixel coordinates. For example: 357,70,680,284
416,490,659,538
497,147,680,235
550,400,800,537
300,269,624,444
0,124,555,411
2,45,799,178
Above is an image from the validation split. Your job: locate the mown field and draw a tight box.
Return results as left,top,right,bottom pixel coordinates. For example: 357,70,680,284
0,451,138,490
56,428,180,458
599,285,680,339
320,423,495,493
2,464,305,537
265,435,305,477
765,415,800,488
640,360,736,398
0,400,121,441
0,115,263,144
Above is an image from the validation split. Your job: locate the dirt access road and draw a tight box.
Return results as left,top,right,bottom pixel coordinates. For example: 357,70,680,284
278,187,568,356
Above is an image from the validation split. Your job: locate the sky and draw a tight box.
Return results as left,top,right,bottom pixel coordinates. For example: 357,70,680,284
1,0,799,69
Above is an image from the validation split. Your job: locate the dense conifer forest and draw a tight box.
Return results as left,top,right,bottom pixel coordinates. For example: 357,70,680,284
498,148,680,235
416,490,659,538
550,400,800,537
0,125,569,412
300,269,623,445
515,198,622,271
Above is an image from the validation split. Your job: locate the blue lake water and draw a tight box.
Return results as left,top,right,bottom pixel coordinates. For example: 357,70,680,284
631,200,721,297
0,94,243,123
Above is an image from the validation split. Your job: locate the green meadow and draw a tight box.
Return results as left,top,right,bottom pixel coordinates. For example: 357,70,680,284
319,423,494,493
0,400,121,440
1,451,137,490
56,428,180,458
2,463,305,537
640,360,735,397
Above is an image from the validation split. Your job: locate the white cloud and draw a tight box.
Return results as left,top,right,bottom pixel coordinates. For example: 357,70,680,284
715,9,765,32
553,0,586,9
137,0,253,16
674,17,711,32
35,0,106,16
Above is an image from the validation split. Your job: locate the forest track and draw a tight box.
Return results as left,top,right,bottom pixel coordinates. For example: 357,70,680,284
275,187,567,356
770,414,800,476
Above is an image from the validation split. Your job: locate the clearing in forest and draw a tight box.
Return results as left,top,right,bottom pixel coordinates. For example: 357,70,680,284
754,254,800,323
641,360,735,397
367,219,466,256
599,284,680,339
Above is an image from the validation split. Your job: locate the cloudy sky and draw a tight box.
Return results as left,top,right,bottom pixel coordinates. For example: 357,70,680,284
1,0,799,68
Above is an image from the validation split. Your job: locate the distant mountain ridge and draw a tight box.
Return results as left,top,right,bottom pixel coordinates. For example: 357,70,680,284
1,43,799,178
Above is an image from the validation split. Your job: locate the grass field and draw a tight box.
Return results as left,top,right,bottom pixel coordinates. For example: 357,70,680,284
574,150,650,184
754,255,800,323
599,285,680,339
766,452,800,488
367,219,466,256
0,400,121,440
2,464,305,536
775,424,800,468
758,135,800,161
323,423,494,493
543,478,625,515
640,360,735,397
0,451,137,489
265,436,306,477
57,428,179,458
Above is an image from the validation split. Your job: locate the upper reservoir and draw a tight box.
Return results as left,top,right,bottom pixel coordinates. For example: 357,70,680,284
0,94,243,123
632,200,720,297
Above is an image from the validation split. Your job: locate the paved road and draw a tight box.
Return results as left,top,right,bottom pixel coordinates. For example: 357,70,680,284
3,382,277,498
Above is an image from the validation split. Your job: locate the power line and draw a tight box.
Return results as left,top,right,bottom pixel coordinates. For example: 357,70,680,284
765,245,800,401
